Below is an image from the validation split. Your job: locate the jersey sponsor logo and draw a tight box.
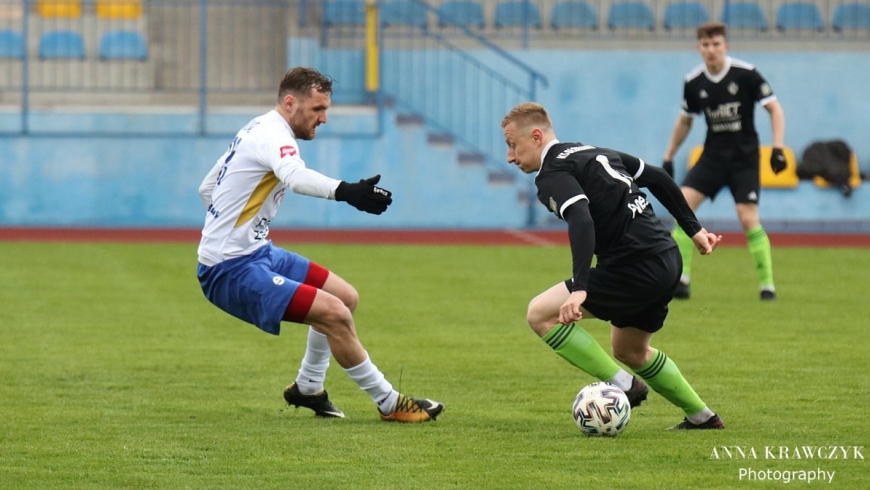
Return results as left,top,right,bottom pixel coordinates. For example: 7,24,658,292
280,145,297,158
627,195,650,219
556,145,595,159
728,82,739,95
705,102,742,132
711,121,742,132
207,203,221,218
705,102,741,120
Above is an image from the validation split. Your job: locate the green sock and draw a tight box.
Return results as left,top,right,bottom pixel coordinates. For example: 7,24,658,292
672,226,694,281
746,225,774,288
542,323,621,381
634,349,706,416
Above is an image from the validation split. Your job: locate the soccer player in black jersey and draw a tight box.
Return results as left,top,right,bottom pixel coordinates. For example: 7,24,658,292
501,102,724,429
663,22,786,301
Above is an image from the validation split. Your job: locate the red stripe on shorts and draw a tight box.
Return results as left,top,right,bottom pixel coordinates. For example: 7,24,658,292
284,284,318,323
304,262,329,288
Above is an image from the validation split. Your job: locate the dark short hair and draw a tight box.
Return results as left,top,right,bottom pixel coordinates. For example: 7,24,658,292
697,21,727,40
278,67,334,100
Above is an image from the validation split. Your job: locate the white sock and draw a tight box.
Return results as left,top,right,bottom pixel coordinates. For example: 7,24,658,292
680,274,690,285
608,369,634,392
687,407,716,425
296,327,332,395
344,354,398,415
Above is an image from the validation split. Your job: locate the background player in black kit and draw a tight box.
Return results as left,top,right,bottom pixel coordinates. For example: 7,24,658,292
501,102,724,430
662,22,786,301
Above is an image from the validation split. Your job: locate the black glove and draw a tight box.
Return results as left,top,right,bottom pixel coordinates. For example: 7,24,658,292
662,160,674,179
335,174,393,215
770,147,786,174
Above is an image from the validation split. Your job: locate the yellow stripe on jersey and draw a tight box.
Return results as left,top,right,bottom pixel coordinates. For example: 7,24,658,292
234,172,280,228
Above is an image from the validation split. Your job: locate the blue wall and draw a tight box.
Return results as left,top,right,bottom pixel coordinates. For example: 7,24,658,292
1,48,868,230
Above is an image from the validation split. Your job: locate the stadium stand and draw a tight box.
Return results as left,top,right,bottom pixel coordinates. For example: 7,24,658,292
38,30,86,59
0,28,24,58
832,3,870,31
438,0,486,28
95,0,142,19
663,1,710,29
494,1,543,28
721,2,768,30
36,0,81,18
323,0,366,26
550,0,599,29
380,0,429,28
608,1,656,30
689,145,800,188
99,30,147,60
775,2,824,31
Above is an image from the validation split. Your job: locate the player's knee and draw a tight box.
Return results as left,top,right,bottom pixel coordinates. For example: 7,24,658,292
526,300,552,336
314,296,355,338
342,286,359,313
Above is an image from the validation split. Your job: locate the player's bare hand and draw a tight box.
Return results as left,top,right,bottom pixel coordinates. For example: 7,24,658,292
559,291,587,325
692,228,721,255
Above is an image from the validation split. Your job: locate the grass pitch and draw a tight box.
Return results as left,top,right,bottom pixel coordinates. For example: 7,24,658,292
1,240,868,489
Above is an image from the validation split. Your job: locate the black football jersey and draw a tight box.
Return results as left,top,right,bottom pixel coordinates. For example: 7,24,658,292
682,57,776,156
536,142,676,266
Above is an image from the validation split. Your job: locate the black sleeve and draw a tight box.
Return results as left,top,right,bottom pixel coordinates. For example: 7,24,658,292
627,157,703,237
751,69,775,102
683,81,699,115
563,200,596,292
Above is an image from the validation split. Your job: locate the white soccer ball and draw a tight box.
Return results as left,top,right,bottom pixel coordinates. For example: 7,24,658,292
572,382,631,437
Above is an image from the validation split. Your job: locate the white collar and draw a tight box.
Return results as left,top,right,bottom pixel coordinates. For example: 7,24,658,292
704,56,732,83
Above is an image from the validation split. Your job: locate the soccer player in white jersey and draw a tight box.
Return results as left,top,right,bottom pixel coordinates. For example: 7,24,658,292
662,22,786,301
197,67,443,422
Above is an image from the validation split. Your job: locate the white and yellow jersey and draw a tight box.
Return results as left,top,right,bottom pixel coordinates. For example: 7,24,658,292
197,110,340,266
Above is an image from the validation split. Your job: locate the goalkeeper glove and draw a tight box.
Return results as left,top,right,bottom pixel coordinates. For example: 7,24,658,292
335,174,393,215
662,160,675,179
770,147,786,174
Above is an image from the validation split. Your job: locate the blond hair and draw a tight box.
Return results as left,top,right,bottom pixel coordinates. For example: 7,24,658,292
501,102,552,131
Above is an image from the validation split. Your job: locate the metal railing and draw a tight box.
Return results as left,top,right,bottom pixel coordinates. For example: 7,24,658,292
1,0,550,171
0,0,866,140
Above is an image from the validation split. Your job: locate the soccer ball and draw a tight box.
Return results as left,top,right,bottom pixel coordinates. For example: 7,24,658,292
572,382,631,437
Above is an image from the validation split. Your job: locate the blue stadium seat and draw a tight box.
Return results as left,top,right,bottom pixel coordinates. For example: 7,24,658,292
776,2,824,31
663,2,710,29
608,2,655,30
438,1,485,28
0,29,25,59
551,1,598,29
722,2,768,30
99,30,148,60
323,0,366,26
38,30,86,59
832,3,870,31
494,1,543,29
380,0,428,28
